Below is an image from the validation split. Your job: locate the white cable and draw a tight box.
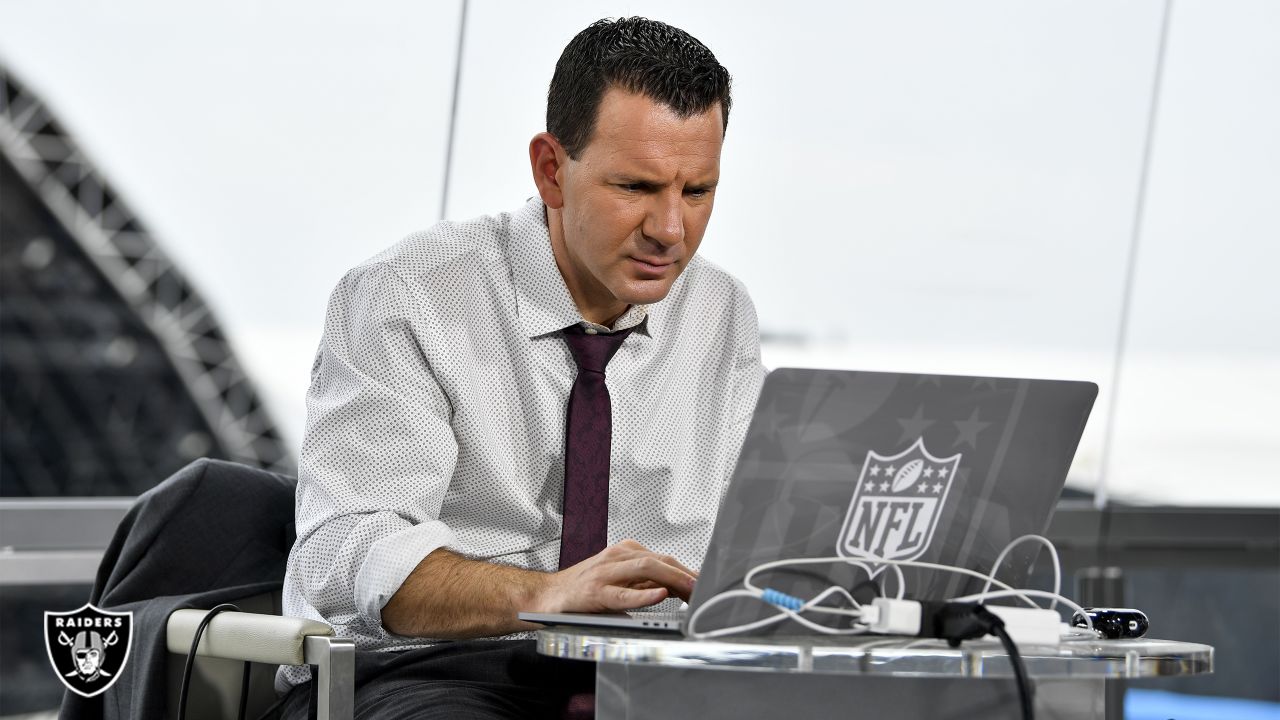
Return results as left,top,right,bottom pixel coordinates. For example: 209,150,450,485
980,534,1061,610
687,585,868,640
688,585,867,639
800,584,863,618
883,562,907,600
745,555,1041,609
1060,627,1101,642
693,555,1035,639
739,556,908,601
688,536,1084,639
691,553,1031,639
869,558,1042,608
893,563,906,599
686,589,788,639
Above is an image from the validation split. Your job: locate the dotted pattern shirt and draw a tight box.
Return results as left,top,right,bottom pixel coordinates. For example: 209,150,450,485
278,198,766,689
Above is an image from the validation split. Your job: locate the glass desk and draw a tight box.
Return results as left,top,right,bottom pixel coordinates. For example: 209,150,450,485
537,627,1213,719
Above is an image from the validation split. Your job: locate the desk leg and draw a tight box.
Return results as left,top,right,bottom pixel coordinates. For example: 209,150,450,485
596,664,1106,720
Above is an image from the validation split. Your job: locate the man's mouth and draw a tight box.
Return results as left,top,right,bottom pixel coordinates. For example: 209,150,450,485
629,256,676,277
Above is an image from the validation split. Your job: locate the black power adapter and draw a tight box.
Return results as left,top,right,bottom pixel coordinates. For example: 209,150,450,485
1072,607,1149,639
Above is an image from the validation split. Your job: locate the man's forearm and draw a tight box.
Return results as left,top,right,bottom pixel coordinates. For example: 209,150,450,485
381,547,551,639
381,539,696,640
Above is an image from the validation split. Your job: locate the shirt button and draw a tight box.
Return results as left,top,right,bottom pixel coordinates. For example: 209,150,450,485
585,327,598,335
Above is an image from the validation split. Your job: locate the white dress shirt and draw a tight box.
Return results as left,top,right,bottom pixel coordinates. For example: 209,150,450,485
279,197,766,688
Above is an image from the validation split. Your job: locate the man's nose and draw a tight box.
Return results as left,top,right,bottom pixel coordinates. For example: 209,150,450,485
643,191,685,248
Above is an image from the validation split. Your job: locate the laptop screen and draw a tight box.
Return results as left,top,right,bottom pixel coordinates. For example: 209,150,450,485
690,368,1096,636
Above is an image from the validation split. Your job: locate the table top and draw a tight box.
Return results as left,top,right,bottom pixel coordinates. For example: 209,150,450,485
536,626,1214,679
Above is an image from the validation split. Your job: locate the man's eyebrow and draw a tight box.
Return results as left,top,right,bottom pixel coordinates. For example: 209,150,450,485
609,174,661,185
609,174,719,185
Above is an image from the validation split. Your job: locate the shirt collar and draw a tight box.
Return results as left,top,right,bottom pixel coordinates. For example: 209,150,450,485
508,197,653,338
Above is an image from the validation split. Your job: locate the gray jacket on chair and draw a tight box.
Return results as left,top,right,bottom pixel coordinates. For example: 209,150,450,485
58,458,296,720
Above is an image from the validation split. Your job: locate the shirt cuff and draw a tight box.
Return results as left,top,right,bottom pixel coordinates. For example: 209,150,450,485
354,519,457,633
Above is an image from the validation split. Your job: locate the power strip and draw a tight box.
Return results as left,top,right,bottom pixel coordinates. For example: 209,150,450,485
985,605,1062,646
864,599,1062,645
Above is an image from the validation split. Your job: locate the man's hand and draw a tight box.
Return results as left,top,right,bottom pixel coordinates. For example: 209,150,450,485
533,539,698,613
381,539,696,639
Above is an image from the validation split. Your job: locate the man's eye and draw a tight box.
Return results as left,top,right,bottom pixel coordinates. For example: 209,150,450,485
620,183,645,192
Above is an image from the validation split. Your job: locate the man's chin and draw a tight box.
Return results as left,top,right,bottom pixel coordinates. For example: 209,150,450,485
615,277,677,306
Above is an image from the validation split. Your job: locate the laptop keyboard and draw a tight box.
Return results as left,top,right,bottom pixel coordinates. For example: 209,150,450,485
628,610,687,622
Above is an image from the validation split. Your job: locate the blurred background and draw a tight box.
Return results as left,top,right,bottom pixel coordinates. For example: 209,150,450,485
0,1,1276,718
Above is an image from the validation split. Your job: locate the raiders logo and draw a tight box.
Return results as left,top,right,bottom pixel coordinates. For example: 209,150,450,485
837,437,962,575
44,604,133,698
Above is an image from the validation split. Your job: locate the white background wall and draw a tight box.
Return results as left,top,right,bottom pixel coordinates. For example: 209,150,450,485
1,0,1276,505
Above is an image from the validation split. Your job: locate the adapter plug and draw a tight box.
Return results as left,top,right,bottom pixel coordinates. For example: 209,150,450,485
866,598,923,635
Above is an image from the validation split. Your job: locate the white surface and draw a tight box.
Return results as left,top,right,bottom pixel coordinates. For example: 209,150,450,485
0,0,464,450
1106,0,1280,506
449,1,1157,352
0,0,1276,505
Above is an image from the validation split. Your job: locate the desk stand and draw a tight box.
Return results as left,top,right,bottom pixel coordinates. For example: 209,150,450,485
537,628,1213,720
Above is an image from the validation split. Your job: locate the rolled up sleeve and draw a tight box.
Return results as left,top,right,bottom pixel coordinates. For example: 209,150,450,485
286,262,458,636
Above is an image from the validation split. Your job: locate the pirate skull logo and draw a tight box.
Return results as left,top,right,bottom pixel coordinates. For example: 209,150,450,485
62,629,118,681
45,604,133,697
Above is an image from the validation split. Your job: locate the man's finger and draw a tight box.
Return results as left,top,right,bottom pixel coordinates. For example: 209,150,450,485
594,541,696,575
656,553,698,579
602,585,667,610
600,556,695,595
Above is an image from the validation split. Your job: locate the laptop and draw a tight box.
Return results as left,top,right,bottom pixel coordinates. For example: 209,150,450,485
519,368,1097,636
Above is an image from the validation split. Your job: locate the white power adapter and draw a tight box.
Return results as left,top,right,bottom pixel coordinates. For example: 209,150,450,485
862,598,1062,645
864,598,923,634
985,605,1062,646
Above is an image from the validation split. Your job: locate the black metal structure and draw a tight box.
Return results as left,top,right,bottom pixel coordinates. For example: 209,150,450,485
0,65,293,496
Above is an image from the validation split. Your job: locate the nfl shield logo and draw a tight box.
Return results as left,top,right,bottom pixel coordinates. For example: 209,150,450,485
44,604,133,698
837,438,962,575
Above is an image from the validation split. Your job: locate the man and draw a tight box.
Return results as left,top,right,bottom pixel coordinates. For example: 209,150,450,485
278,17,766,719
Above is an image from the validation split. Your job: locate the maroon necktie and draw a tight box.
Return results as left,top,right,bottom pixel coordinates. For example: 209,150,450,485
558,324,634,569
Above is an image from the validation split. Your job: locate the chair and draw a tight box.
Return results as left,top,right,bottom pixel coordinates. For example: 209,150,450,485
59,458,355,720
158,461,356,720
166,600,354,720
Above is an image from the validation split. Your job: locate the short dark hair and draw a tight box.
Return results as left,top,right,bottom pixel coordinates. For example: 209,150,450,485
547,17,732,159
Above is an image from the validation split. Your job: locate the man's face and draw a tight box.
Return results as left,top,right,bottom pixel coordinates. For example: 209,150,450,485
76,648,101,676
549,88,723,324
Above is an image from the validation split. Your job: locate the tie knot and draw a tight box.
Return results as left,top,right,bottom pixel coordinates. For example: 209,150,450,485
563,325,633,374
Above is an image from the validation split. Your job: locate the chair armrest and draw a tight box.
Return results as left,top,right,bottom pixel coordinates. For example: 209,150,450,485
167,609,335,666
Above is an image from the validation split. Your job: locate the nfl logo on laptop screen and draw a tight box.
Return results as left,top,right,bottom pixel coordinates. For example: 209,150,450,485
689,368,1096,636
838,437,963,576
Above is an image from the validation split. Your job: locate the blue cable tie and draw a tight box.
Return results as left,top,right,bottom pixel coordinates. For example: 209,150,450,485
762,588,804,611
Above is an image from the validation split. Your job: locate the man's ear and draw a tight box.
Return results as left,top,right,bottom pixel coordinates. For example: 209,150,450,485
529,132,568,210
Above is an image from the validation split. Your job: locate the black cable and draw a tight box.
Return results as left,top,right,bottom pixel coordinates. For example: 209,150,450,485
965,605,1033,720
178,603,250,720
929,603,1034,720
987,618,1033,720
237,657,252,720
